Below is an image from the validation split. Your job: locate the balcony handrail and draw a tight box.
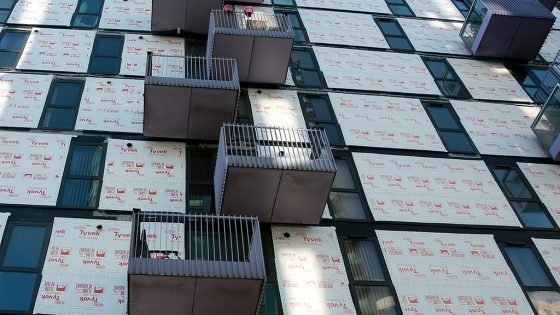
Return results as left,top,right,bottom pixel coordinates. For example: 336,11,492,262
210,10,294,39
128,209,266,280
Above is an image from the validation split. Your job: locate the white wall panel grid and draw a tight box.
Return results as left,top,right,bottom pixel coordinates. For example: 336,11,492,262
0,73,53,128
377,230,534,315
0,131,72,206
0,212,9,243
353,152,522,226
98,139,186,212
120,35,185,76
272,226,357,315
329,93,446,151
294,0,391,14
447,58,532,103
533,238,560,285
299,9,389,49
398,18,471,55
75,78,144,134
8,0,78,26
539,30,560,63
406,0,464,21
249,89,306,129
17,28,95,73
99,0,152,31
518,163,560,226
451,100,548,157
313,46,441,95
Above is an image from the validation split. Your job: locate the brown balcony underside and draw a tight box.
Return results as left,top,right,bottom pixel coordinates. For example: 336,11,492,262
152,0,222,34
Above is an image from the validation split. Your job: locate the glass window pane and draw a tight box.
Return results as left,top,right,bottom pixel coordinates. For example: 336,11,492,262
329,192,368,220
188,185,213,214
259,284,280,315
511,201,554,228
386,0,406,4
59,179,100,208
332,159,356,189
273,0,296,5
0,272,37,312
190,152,214,182
440,131,476,153
294,29,307,42
94,37,123,56
291,50,315,68
73,14,100,27
0,10,10,23
304,97,333,120
296,70,323,87
0,51,19,67
78,0,102,13
386,37,413,50
425,60,448,79
355,286,399,315
90,56,120,74
390,5,414,16
503,170,532,199
426,106,460,129
492,168,508,181
286,14,301,28
3,226,47,268
317,123,344,146
0,32,26,50
0,0,15,10
377,20,403,36
441,80,469,98
51,82,82,106
528,291,560,315
41,108,76,129
504,247,552,287
68,145,103,176
343,240,385,281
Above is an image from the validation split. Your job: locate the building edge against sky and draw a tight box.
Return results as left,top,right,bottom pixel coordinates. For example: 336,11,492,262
0,0,560,314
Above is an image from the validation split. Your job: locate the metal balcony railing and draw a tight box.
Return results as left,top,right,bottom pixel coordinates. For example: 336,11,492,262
145,54,239,90
128,209,265,280
209,10,294,38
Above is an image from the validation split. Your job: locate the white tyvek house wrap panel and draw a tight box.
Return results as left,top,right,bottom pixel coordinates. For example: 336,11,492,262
8,0,77,26
329,93,446,151
17,28,95,73
0,73,52,128
0,132,71,206
533,238,560,285
447,58,532,103
451,101,548,157
313,46,441,95
75,78,144,133
34,217,129,314
285,67,295,86
352,152,522,227
539,30,560,62
398,18,470,55
98,139,186,212
406,0,464,21
377,230,534,315
299,9,389,49
295,0,391,14
120,34,185,76
0,213,9,244
249,89,306,129
518,163,560,226
272,226,357,315
553,8,560,29
99,0,152,31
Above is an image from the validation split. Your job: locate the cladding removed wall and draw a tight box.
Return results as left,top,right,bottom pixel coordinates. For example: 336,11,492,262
313,46,441,95
377,230,534,315
329,92,446,151
75,77,144,134
451,101,548,157
34,217,130,315
518,163,560,226
99,0,152,31
8,0,78,26
294,0,391,14
119,35,185,76
248,88,306,129
0,73,53,128
398,18,470,55
406,0,464,21
98,139,186,212
533,238,560,285
0,131,72,206
352,152,522,227
272,226,357,315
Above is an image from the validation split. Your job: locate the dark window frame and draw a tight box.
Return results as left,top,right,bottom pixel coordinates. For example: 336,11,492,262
186,149,216,215
235,90,254,125
0,0,17,24
374,18,414,51
298,92,345,147
290,48,325,88
71,0,105,28
451,0,471,17
88,34,124,75
38,78,85,130
275,10,308,43
423,57,472,99
0,29,29,69
385,0,415,17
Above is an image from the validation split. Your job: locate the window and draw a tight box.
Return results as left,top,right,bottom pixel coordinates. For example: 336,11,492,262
187,150,215,214
259,228,283,315
0,30,28,68
276,11,307,43
39,79,84,130
272,0,295,6
0,222,50,313
423,101,477,154
0,0,16,23
185,40,207,56
509,66,550,104
423,58,471,98
328,155,370,220
235,90,253,125
501,245,560,314
490,166,556,229
290,49,324,88
72,0,104,28
385,0,415,17
451,0,471,17
298,93,345,146
341,238,400,315
58,137,106,208
375,18,414,51
88,34,123,75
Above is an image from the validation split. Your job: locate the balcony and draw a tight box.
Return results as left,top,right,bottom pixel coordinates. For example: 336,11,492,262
128,210,265,315
208,10,294,84
143,54,240,141
541,51,560,97
460,0,555,60
532,84,560,161
214,124,337,224
152,0,223,34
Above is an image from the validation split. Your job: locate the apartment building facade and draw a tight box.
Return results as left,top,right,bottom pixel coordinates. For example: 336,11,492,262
0,0,560,314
